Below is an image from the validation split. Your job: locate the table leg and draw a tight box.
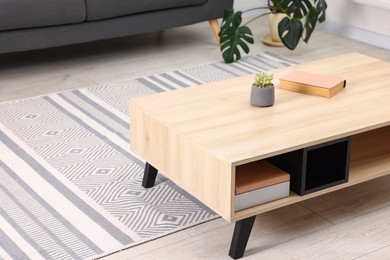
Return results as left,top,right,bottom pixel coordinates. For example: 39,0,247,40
142,162,158,188
228,216,256,259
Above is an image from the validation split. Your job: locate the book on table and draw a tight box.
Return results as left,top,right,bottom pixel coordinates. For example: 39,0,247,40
279,70,346,98
235,161,290,211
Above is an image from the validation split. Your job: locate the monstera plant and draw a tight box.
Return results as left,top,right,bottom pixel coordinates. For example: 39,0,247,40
219,0,327,63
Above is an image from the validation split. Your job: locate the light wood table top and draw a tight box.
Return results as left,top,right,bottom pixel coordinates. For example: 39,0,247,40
130,53,390,221
131,52,390,166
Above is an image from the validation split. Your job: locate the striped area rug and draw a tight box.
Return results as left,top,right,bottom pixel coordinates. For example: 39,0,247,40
0,52,297,259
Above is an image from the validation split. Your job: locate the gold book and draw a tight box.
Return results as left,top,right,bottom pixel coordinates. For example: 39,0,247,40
279,70,346,98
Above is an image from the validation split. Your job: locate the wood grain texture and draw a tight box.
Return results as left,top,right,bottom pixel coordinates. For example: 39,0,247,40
3,0,389,256
131,53,390,167
130,53,390,222
130,100,234,220
235,161,290,194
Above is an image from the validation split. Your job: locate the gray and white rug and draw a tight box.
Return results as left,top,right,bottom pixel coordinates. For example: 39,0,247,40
0,52,297,259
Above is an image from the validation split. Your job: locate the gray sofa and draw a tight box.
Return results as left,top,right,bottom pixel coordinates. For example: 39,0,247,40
0,0,233,54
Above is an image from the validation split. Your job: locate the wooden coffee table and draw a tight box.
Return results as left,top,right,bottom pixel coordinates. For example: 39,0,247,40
129,53,390,259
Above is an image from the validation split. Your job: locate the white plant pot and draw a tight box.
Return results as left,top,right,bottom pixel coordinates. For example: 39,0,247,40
268,13,288,42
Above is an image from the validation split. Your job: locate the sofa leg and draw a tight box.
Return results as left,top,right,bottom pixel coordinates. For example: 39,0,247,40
208,19,220,44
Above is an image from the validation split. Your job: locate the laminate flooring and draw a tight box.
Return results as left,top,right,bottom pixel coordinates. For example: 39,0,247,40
1,1,390,259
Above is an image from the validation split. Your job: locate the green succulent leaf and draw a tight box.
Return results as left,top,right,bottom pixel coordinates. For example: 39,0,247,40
278,16,303,50
219,10,254,63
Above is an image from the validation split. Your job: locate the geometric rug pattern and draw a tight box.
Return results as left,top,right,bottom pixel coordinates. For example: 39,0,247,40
0,52,296,259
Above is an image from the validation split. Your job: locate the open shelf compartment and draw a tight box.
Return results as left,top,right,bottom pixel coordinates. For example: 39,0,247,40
267,137,351,195
231,125,390,221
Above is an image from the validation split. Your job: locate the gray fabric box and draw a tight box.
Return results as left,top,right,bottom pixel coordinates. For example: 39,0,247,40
235,181,290,211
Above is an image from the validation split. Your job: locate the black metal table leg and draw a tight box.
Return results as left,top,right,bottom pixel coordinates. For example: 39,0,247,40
142,162,158,188
228,216,256,259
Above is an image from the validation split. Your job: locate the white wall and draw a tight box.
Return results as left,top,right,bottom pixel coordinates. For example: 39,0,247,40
321,0,390,49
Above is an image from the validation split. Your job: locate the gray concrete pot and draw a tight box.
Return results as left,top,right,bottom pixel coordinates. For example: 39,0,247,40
250,84,275,107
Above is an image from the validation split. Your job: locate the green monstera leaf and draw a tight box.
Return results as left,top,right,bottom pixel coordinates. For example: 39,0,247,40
278,0,328,48
218,1,327,62
316,0,327,22
278,16,303,50
303,0,327,43
303,6,320,43
219,9,254,63
279,0,312,19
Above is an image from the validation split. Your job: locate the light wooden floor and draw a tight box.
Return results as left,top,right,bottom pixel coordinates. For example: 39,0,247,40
1,1,390,259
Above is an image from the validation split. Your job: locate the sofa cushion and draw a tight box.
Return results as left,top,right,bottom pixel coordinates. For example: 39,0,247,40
0,0,86,31
86,0,207,21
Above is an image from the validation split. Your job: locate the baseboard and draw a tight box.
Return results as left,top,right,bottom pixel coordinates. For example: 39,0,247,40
319,20,390,50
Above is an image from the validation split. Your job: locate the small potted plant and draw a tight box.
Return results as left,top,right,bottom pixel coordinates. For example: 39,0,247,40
251,72,274,107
